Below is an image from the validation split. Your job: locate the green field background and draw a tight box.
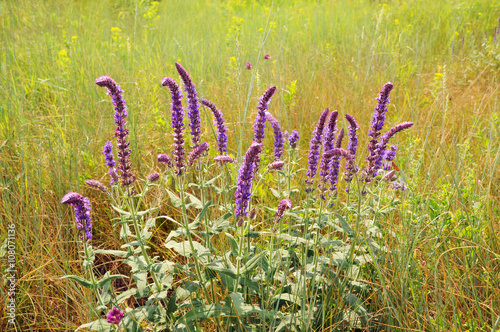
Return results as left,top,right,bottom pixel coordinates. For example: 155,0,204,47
1,0,500,330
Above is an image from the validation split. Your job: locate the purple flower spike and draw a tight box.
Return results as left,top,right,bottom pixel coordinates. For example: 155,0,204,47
374,122,413,174
188,142,209,166
61,192,93,242
106,306,124,325
85,180,108,193
252,86,277,173
200,99,228,156
305,109,329,192
147,172,160,183
102,141,119,185
274,199,292,223
265,112,284,161
319,111,338,190
288,130,299,149
382,144,398,170
363,82,394,182
254,86,277,144
246,62,252,70
344,114,360,182
268,160,285,170
95,76,135,187
175,63,201,148
157,154,173,168
214,155,235,164
234,142,263,226
162,77,186,176
327,128,345,194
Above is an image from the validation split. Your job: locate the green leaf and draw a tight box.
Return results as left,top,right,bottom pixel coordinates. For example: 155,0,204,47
124,256,147,273
61,275,94,289
229,293,261,317
75,319,113,331
94,249,130,258
343,293,369,326
133,271,151,298
166,189,183,208
225,232,239,256
186,193,203,209
206,261,237,279
177,304,229,325
335,213,355,238
240,251,266,274
116,288,137,304
192,201,212,226
111,205,131,218
165,240,209,257
96,272,129,288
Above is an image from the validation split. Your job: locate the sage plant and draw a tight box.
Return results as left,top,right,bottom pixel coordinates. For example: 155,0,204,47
176,63,201,148
200,98,228,156
162,77,186,175
305,108,329,192
95,76,135,187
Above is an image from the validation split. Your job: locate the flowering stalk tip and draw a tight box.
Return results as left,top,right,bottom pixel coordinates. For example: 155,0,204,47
61,192,92,241
274,199,292,223
162,77,186,176
265,112,284,161
288,130,299,149
200,98,228,156
175,63,201,148
96,76,135,187
234,142,263,225
363,82,394,182
188,142,209,166
344,113,360,183
305,108,329,191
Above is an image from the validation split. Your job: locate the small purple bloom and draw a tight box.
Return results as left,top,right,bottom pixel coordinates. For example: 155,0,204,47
246,62,252,70
200,99,228,156
214,155,235,164
327,128,345,194
102,141,119,185
344,114,360,182
157,154,173,168
234,142,263,226
254,86,277,144
253,86,277,173
175,63,201,148
147,172,160,183
85,179,108,193
288,130,299,149
106,306,124,325
274,199,292,223
305,109,329,192
265,112,284,161
268,160,285,170
95,76,135,187
389,181,408,191
363,82,394,182
383,170,397,181
382,144,398,170
264,54,271,60
187,142,209,166
162,77,186,176
374,122,413,175
319,110,338,192
61,192,93,241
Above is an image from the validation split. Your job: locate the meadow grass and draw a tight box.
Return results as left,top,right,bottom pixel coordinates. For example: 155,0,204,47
0,0,499,330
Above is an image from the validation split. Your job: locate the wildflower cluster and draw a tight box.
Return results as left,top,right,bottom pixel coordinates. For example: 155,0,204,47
61,69,414,331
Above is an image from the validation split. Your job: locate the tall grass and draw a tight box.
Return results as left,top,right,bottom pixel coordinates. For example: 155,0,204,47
0,0,499,330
